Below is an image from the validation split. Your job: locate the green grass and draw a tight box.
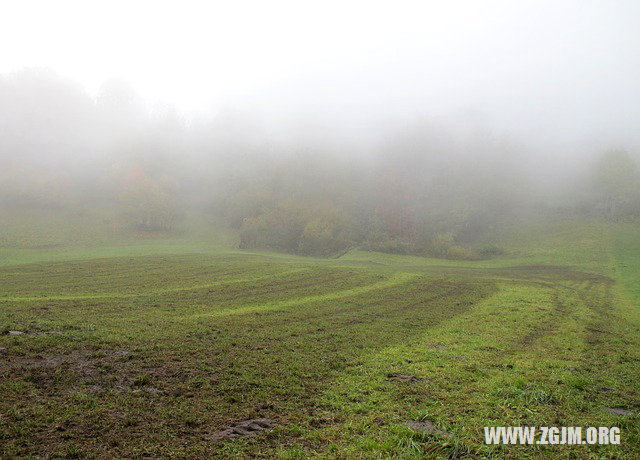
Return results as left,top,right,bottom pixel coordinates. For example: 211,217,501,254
1,218,639,458
611,223,640,303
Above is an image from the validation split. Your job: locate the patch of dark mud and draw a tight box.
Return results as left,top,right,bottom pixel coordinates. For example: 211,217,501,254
132,386,163,395
1,348,185,395
309,417,331,428
112,350,131,359
26,356,65,368
209,418,276,442
387,373,422,382
4,329,63,337
406,420,451,437
373,416,385,426
87,384,106,394
480,346,500,352
604,407,632,416
586,327,614,336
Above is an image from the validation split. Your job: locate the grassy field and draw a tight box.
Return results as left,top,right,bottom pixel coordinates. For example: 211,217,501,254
1,219,639,458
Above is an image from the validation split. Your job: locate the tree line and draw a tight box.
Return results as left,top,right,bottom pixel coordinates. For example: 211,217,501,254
1,69,639,257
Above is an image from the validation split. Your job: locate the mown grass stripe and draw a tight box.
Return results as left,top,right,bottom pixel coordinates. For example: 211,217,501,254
185,272,419,320
0,268,309,301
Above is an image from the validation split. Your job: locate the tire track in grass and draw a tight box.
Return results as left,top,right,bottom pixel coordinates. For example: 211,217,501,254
306,282,559,456
0,268,309,302
0,274,487,459
184,272,419,320
0,268,386,340
0,254,287,298
215,278,491,357
516,282,575,348
308,277,633,458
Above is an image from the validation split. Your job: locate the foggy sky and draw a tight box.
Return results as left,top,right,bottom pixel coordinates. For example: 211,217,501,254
1,0,639,156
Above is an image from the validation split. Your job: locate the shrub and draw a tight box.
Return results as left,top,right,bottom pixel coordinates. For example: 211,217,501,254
361,237,417,255
297,207,354,256
446,245,478,260
239,203,305,252
477,244,505,259
430,232,455,257
118,175,183,231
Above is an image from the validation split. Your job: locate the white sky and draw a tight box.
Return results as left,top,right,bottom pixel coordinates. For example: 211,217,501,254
1,0,639,150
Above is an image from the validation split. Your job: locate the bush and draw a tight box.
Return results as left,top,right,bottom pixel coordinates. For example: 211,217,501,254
430,232,455,257
445,245,478,260
426,232,478,260
298,219,346,256
361,237,417,255
118,175,183,231
477,244,505,259
297,206,355,256
239,206,305,253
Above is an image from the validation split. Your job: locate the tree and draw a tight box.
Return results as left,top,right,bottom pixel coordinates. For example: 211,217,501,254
239,200,305,252
590,150,640,220
118,168,183,231
297,206,355,256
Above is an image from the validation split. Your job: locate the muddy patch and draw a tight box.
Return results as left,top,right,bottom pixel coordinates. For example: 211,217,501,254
603,407,632,416
3,329,63,337
209,418,276,442
387,373,422,383
406,419,451,437
1,348,191,395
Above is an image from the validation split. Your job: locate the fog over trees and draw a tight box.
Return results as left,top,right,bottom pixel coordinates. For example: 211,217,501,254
1,1,639,257
1,67,638,258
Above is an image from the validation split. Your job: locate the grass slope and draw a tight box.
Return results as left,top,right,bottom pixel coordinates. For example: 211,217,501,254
0,219,639,458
